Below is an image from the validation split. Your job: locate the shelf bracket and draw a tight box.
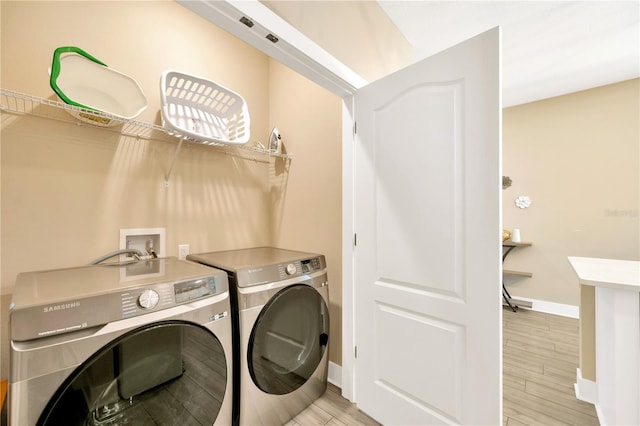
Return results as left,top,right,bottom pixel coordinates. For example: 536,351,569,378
164,138,185,187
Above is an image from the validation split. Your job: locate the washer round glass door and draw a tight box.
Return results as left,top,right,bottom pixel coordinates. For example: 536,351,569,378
38,321,227,426
248,284,329,395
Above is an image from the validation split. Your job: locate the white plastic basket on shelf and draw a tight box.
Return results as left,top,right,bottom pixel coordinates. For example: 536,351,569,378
160,70,250,145
49,46,147,127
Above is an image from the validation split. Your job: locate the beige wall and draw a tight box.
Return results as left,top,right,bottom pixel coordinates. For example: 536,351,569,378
1,0,273,279
267,59,343,367
0,0,272,380
0,0,342,380
503,79,640,306
0,0,272,278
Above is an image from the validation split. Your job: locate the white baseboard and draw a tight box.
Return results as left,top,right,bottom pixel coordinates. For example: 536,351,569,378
594,402,606,426
328,361,342,388
574,368,597,404
509,296,579,318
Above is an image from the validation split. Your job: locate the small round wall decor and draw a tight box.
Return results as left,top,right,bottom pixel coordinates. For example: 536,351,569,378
515,195,531,209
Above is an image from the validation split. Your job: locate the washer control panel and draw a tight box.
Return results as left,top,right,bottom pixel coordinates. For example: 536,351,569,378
121,276,218,318
10,259,231,341
174,277,216,303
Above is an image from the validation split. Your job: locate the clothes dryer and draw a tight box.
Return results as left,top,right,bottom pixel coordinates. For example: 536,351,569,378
187,247,329,426
9,257,235,426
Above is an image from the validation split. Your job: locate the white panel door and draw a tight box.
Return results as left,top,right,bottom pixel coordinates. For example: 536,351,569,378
353,27,502,425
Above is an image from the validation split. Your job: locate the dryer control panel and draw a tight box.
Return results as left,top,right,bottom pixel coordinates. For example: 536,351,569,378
187,247,327,288
279,257,323,279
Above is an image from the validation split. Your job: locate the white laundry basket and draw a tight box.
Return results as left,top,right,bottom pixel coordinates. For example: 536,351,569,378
160,70,250,145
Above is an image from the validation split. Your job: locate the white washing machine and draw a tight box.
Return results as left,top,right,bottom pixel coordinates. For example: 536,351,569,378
187,247,330,426
9,257,235,426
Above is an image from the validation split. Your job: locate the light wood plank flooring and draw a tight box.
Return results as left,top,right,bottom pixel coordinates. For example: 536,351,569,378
290,308,598,426
503,307,598,426
285,383,380,426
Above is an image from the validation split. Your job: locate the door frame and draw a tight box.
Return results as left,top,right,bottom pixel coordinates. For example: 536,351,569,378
178,1,500,406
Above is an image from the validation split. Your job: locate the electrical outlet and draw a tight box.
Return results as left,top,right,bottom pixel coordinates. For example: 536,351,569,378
120,228,166,261
178,244,190,260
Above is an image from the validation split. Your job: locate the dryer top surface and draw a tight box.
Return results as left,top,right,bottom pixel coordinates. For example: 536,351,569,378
188,247,320,271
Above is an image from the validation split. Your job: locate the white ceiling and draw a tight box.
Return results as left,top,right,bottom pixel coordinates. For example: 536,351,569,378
377,1,639,106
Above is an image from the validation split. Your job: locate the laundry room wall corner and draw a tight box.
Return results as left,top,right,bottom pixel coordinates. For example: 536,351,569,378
260,0,413,380
268,59,344,367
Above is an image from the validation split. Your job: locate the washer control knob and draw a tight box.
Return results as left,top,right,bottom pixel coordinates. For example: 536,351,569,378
138,289,159,309
285,263,297,275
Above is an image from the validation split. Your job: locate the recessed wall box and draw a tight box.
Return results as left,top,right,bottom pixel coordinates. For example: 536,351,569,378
119,228,166,261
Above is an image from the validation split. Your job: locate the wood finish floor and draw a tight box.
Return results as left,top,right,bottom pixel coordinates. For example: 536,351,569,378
503,307,599,426
290,307,598,426
285,383,380,426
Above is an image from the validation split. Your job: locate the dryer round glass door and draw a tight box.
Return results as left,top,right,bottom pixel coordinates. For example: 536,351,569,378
248,284,329,395
39,321,227,425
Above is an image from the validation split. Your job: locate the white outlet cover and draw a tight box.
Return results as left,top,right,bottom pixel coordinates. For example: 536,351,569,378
178,244,190,260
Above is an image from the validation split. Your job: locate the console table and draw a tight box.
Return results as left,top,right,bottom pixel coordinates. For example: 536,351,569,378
502,241,533,311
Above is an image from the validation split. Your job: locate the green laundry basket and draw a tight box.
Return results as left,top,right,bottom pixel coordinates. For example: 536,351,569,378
49,46,147,126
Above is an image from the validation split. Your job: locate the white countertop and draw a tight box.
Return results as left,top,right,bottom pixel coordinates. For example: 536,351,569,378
568,256,640,291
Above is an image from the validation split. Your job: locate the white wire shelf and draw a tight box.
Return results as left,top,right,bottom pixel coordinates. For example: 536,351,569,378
0,88,293,162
